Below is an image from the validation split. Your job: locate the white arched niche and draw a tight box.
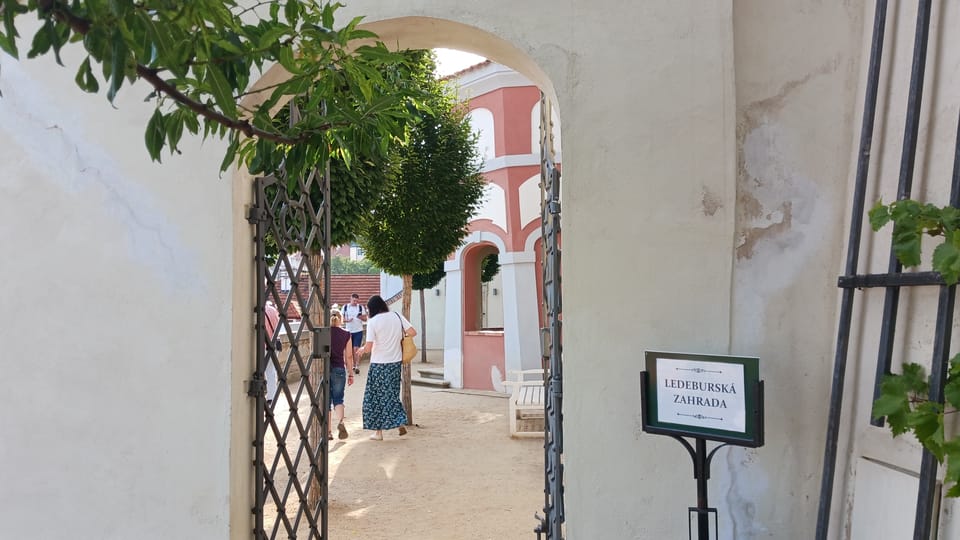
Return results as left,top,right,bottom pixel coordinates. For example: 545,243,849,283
467,107,496,164
475,182,508,231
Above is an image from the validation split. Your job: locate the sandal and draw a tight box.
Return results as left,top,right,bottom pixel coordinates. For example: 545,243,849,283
337,422,349,440
398,426,407,437
369,432,383,441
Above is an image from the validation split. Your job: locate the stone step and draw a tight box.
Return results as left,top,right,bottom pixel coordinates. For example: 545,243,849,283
412,375,451,388
417,367,445,380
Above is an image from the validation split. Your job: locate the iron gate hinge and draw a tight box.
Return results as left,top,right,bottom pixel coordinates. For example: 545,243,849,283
547,200,561,215
550,375,563,398
247,375,266,398
247,205,268,224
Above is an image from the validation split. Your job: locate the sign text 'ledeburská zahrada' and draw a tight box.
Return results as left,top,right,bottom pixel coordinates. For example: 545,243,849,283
641,351,763,447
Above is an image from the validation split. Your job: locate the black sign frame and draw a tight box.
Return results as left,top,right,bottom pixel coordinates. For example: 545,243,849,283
641,350,764,448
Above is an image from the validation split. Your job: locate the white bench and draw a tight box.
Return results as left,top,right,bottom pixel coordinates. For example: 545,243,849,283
503,369,547,438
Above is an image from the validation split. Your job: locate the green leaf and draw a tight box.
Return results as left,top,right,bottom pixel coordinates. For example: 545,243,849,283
932,231,960,285
869,201,891,231
872,391,907,419
892,223,922,267
27,20,52,59
257,26,288,49
944,439,960,497
945,364,960,409
144,108,165,162
138,12,175,66
166,111,185,154
74,56,100,93
908,402,944,461
0,0,23,57
321,3,336,29
220,133,239,173
106,30,129,103
901,363,930,392
205,64,237,118
284,0,301,27
276,44,301,75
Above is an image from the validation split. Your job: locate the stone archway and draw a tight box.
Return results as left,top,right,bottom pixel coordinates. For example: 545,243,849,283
234,14,567,538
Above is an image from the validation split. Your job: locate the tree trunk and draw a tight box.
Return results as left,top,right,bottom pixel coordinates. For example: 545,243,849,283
419,288,427,363
401,274,413,425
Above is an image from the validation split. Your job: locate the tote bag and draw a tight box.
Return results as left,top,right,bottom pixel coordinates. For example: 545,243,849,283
397,313,418,364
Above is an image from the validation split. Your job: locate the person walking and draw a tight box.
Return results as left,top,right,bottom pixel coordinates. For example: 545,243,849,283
264,300,281,404
342,293,366,374
356,295,416,440
328,310,355,439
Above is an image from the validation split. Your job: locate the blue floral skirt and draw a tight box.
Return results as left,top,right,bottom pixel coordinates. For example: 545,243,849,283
362,362,407,430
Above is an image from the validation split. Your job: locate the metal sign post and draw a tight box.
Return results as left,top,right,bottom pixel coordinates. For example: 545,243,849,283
640,351,765,540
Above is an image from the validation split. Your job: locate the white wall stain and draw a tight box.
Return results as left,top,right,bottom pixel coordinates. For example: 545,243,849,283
727,121,833,537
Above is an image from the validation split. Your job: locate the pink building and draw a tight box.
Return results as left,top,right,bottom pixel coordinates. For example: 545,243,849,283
439,61,562,391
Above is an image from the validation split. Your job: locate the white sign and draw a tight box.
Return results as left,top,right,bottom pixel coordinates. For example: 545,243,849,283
655,357,746,433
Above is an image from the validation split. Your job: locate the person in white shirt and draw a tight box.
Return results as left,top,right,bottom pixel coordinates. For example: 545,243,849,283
342,293,367,374
356,295,416,440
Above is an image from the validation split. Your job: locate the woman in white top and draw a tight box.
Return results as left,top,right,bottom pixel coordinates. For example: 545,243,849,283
356,295,417,440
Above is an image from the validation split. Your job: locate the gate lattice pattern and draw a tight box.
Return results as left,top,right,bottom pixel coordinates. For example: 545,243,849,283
250,167,332,540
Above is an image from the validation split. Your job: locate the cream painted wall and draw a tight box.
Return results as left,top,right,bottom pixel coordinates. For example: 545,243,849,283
0,43,235,540
724,1,865,539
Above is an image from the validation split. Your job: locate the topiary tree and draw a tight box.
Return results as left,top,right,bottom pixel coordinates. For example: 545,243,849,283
360,50,486,422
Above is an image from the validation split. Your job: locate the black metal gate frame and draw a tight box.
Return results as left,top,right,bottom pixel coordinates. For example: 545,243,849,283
817,1,960,539
536,94,565,540
250,163,333,540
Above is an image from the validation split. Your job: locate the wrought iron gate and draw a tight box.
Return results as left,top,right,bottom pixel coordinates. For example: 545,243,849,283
536,94,565,540
250,162,332,539
817,1,960,539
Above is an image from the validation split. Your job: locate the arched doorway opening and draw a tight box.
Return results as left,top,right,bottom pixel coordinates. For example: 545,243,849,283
461,240,505,391
236,15,564,539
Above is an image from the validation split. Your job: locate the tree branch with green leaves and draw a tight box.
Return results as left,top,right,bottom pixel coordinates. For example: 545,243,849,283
0,0,425,180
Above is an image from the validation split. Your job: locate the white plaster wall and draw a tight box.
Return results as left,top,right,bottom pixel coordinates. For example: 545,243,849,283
499,252,541,373
406,277,447,350
0,46,234,539
443,263,465,388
